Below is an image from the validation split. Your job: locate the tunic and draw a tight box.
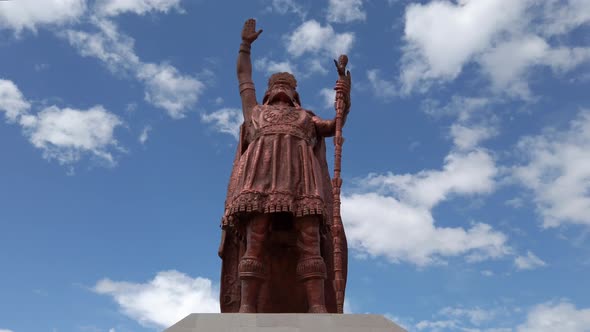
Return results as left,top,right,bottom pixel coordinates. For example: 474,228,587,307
225,104,330,220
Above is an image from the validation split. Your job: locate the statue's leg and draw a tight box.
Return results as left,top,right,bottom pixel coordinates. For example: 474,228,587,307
238,213,270,313
295,215,328,313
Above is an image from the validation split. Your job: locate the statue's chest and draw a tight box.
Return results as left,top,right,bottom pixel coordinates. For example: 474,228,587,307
251,106,316,142
254,106,309,128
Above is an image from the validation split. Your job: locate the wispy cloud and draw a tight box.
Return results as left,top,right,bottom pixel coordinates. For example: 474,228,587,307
514,251,547,270
201,108,243,140
64,17,204,119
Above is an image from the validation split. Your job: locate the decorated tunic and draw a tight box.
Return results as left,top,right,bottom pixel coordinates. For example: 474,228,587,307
223,104,333,223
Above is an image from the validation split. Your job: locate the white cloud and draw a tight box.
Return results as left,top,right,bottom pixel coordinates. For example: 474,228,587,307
540,0,590,36
342,150,507,266
139,125,151,144
415,319,458,331
342,93,509,266
367,69,398,100
254,57,298,76
0,329,15,332
401,0,525,93
137,63,203,119
364,150,497,209
64,18,204,118
343,193,508,266
400,0,590,96
327,0,367,23
286,20,354,58
450,124,497,151
201,108,243,140
21,105,123,165
439,306,496,326
94,270,219,329
517,301,590,332
1,78,123,166
0,79,31,122
265,0,307,19
422,96,492,123
514,251,547,270
95,0,182,17
0,0,86,34
416,301,590,332
513,110,590,227
479,35,590,99
319,88,335,109
481,270,494,277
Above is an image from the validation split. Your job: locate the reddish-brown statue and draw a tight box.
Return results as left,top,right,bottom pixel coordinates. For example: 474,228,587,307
218,19,351,314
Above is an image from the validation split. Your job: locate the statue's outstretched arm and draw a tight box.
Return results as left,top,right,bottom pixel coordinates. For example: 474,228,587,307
237,18,262,123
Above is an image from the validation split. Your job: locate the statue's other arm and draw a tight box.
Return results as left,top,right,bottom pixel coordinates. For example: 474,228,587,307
313,82,351,137
237,19,262,123
312,107,349,137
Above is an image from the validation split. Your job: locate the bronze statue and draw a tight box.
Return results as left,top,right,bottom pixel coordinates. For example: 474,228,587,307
218,18,351,314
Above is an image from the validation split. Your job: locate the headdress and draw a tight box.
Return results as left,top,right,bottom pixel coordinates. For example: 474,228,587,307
263,72,301,106
267,72,297,90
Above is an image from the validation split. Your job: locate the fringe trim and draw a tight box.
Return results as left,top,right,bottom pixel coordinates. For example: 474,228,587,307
226,191,327,220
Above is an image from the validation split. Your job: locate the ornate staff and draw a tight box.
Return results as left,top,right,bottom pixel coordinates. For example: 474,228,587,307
332,54,351,314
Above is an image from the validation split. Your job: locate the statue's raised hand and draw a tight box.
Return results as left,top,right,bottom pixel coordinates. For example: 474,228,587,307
242,18,263,45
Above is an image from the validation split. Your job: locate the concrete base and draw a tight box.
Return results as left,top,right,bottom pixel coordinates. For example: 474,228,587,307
164,313,407,332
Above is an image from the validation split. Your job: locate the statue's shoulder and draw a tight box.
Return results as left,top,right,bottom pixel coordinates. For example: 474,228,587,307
251,104,266,114
299,108,317,117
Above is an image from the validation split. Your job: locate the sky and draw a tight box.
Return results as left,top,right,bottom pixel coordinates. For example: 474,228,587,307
1,0,590,331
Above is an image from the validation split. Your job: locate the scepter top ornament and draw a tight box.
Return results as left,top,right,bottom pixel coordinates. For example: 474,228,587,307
338,55,348,68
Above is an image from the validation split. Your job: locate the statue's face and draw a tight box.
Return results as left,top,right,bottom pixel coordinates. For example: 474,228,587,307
267,83,296,105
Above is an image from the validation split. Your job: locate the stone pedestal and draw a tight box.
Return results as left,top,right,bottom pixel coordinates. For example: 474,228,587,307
164,313,407,332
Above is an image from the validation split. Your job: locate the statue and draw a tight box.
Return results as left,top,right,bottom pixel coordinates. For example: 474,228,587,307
218,18,351,314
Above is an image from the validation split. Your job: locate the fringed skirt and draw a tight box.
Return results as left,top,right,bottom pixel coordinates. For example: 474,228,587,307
226,134,328,219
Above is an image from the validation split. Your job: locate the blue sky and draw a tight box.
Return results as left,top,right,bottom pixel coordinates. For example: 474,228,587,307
1,0,590,331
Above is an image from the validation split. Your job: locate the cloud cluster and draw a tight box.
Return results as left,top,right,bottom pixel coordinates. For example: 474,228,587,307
21,106,122,165
416,301,590,332
517,301,590,332
513,110,590,227
342,150,507,266
264,0,307,19
342,95,510,266
0,79,122,166
400,0,590,98
254,58,298,76
286,20,354,58
326,0,367,23
94,270,219,328
0,0,86,34
200,108,243,140
0,0,204,119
